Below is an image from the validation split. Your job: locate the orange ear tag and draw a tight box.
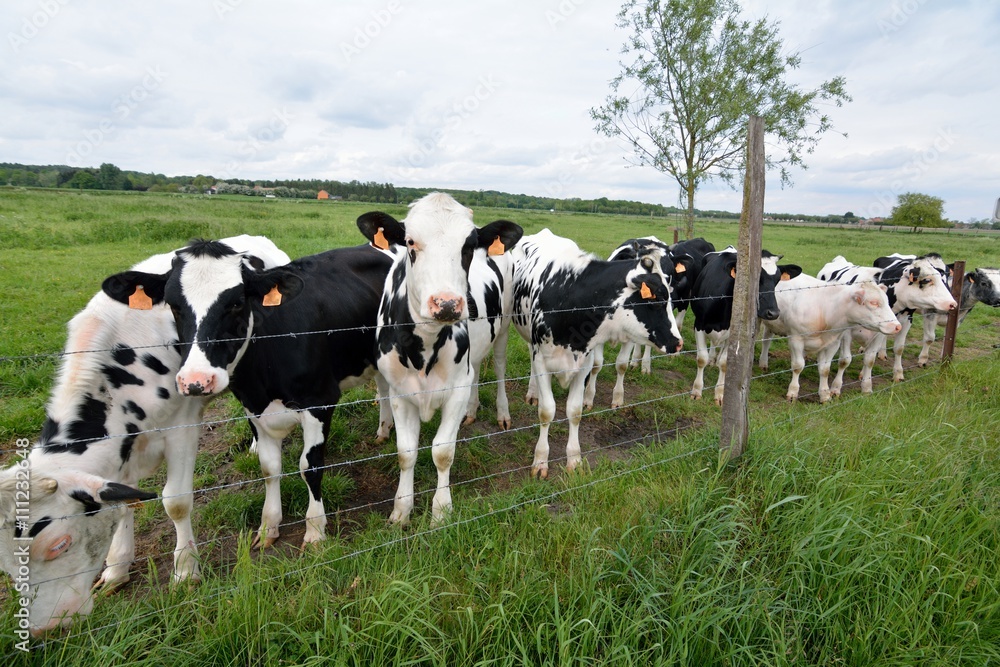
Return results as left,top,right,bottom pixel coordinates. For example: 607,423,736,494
262,285,282,307
373,227,389,250
129,286,153,310
640,282,654,299
674,262,686,273
488,236,505,256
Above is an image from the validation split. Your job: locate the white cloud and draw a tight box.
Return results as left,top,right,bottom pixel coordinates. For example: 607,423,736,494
1,0,997,220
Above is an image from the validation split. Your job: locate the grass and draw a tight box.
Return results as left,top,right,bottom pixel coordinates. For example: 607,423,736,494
2,187,1000,664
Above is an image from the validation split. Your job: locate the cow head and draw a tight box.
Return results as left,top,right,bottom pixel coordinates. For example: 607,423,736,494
358,193,523,324
619,270,683,353
102,240,303,396
967,268,1000,307
849,281,902,335
896,257,957,313
0,466,155,637
721,251,801,321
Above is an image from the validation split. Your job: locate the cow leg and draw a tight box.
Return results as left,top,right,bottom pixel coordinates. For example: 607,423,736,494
640,345,653,374
564,362,590,473
388,399,420,525
714,339,729,406
584,345,602,410
493,322,512,429
525,348,539,405
831,331,852,397
691,329,709,400
464,363,482,426
430,386,472,525
918,311,938,367
374,372,394,443
628,341,641,369
816,343,837,403
674,306,687,332
758,325,772,371
300,410,330,545
94,509,134,591
786,337,804,402
891,317,912,382
531,354,556,479
161,421,200,581
612,344,631,409
252,406,298,549
860,333,884,394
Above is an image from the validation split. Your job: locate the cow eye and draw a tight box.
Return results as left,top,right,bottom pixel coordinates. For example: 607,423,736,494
641,258,654,271
406,238,416,248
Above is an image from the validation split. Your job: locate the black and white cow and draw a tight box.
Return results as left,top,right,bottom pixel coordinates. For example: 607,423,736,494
690,246,802,405
874,254,1000,365
589,236,690,408
821,253,956,389
758,274,900,402
668,237,717,329
510,229,683,479
102,238,396,549
0,236,288,636
356,193,523,525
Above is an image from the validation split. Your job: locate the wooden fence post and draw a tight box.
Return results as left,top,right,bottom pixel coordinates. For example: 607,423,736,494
941,260,965,363
720,115,765,461
673,228,680,244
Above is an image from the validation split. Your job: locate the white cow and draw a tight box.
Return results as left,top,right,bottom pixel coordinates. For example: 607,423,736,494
0,236,288,637
759,275,901,402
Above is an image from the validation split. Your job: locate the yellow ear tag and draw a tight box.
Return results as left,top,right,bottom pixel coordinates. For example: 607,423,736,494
640,282,654,300
262,285,282,307
129,286,153,310
488,236,505,256
373,227,389,250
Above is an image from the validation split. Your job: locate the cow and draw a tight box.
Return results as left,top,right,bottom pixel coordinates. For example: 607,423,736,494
820,254,957,389
510,228,683,479
690,246,802,405
874,255,1000,365
101,237,397,550
668,237,717,330
355,193,523,526
758,275,901,402
0,236,288,637
818,255,883,285
588,236,690,408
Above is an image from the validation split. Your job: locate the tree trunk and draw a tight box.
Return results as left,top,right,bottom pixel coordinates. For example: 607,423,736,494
685,182,696,239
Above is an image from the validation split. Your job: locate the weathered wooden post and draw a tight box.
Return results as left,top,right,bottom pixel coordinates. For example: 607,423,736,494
720,115,765,460
673,228,680,244
941,260,965,363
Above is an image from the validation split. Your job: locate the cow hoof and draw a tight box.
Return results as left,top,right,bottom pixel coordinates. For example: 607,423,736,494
531,466,548,480
463,414,476,426
611,401,623,410
714,397,724,407
251,533,278,551
690,392,701,401
497,417,511,430
583,400,594,410
526,396,538,406
92,571,130,594
786,395,796,403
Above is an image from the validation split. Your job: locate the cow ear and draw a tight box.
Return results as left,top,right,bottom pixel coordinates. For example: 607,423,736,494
477,220,523,255
102,271,169,307
99,481,158,504
244,267,304,311
878,283,889,293
908,267,920,283
778,264,802,281
723,257,738,279
357,212,406,249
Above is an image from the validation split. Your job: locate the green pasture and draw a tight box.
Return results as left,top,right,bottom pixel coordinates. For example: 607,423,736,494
1,187,999,664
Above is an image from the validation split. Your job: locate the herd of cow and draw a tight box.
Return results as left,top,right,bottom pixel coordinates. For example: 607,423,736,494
3,192,998,637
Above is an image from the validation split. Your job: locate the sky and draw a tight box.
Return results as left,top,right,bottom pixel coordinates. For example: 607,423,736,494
2,0,998,222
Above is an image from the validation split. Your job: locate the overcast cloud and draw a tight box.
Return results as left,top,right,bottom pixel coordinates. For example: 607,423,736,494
2,0,998,221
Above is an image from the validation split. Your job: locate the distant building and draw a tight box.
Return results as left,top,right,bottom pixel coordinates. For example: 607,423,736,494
317,190,330,200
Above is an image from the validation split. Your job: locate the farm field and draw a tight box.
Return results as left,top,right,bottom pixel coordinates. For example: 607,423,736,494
2,187,1000,664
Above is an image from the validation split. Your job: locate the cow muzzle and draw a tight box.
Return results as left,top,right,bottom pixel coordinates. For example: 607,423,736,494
758,308,780,321
427,293,465,323
176,370,222,396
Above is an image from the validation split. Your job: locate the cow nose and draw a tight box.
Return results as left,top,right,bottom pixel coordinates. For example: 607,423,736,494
427,293,465,322
893,323,902,334
177,372,217,396
948,302,957,311
760,308,779,321
675,340,683,353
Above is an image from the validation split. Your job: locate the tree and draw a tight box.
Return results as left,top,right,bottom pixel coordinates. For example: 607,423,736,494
97,163,124,190
888,192,948,229
591,0,850,237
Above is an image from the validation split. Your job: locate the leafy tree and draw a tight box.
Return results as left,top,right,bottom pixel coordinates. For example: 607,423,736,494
888,192,949,228
97,163,125,190
591,0,851,237
68,170,97,190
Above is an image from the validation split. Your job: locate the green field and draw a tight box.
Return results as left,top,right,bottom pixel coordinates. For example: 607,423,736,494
2,188,999,665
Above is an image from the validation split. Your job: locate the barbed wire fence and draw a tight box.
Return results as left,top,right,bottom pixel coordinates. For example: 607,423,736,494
1,276,996,645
